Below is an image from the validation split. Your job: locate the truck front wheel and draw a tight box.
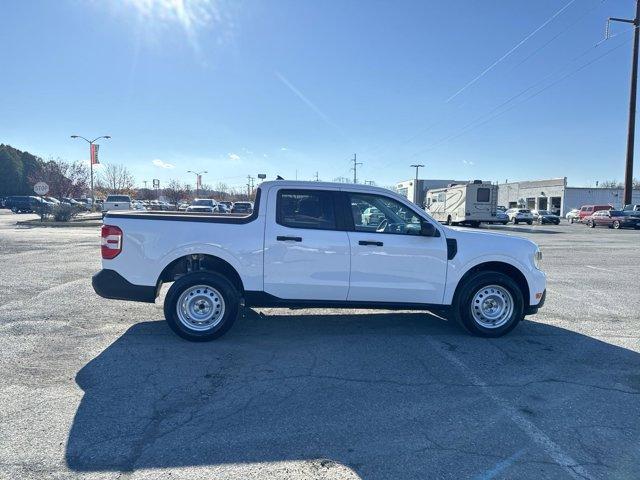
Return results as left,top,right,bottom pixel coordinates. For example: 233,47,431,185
164,272,240,341
453,271,524,337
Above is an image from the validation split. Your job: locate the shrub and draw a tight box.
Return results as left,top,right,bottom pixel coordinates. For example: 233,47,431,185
53,204,81,222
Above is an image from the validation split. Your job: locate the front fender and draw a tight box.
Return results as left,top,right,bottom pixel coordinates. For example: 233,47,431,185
443,253,536,305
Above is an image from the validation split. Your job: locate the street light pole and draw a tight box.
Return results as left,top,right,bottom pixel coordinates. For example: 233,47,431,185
70,135,111,208
187,170,207,198
410,164,425,204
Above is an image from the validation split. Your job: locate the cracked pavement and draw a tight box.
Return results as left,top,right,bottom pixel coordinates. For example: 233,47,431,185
1,210,639,479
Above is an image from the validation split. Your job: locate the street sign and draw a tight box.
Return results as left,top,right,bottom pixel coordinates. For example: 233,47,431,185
257,173,267,179
152,179,160,189
34,182,49,196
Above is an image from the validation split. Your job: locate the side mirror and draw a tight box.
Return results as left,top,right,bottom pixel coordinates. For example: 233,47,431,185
421,221,438,237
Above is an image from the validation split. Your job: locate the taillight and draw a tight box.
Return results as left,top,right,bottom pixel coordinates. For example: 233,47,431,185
101,225,123,259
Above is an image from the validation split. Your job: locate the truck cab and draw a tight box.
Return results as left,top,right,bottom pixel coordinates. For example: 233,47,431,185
93,181,546,341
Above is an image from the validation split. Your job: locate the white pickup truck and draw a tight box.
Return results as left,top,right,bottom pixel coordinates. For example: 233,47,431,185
93,181,546,341
101,195,132,218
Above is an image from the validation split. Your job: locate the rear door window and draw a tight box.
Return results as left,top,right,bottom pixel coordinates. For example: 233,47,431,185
476,188,490,202
277,190,336,230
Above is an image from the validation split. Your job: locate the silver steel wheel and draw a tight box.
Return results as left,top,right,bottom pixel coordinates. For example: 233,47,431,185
176,285,225,332
470,285,514,329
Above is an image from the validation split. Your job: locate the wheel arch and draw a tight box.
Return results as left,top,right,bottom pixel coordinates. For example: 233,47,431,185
158,254,245,294
452,261,530,307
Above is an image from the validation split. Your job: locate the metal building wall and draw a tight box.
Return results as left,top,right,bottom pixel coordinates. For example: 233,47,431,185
563,188,640,211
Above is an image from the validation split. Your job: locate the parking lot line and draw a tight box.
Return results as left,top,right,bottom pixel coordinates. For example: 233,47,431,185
473,447,527,480
585,265,616,273
426,337,592,480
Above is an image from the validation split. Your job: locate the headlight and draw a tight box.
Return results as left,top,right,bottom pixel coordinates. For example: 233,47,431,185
533,249,542,270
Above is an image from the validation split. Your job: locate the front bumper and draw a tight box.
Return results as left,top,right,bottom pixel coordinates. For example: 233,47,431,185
92,269,158,303
524,289,546,316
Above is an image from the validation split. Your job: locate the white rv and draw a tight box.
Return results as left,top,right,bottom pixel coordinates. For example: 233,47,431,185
427,181,498,227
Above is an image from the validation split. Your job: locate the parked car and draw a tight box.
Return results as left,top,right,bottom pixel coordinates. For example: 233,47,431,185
505,208,533,225
586,210,640,229
93,180,546,342
186,205,214,213
131,200,147,211
566,209,580,223
496,205,507,213
219,201,233,211
531,210,560,225
102,195,132,218
215,203,229,213
623,204,640,212
177,202,190,211
149,200,173,211
578,204,612,223
5,195,54,213
231,201,253,214
361,206,384,225
186,198,218,213
491,211,509,225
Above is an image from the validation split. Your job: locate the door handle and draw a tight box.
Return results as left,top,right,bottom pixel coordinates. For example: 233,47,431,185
277,235,302,242
359,240,383,246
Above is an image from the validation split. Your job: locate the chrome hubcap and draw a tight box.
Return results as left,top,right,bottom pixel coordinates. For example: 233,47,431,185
176,285,225,332
471,285,514,329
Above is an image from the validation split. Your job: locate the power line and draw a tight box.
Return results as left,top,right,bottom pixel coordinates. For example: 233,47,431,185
362,1,605,165
408,38,631,158
446,0,579,103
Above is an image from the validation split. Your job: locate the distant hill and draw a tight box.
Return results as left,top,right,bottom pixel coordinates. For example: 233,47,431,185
0,144,44,196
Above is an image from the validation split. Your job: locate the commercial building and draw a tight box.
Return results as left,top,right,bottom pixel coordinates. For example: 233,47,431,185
396,179,467,206
497,178,640,216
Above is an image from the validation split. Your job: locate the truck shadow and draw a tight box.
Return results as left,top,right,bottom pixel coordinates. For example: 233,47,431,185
66,310,640,478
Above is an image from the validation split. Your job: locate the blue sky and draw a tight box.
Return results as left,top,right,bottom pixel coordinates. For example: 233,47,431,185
1,0,638,190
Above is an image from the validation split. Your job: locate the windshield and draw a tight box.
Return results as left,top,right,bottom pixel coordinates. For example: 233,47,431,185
106,196,130,202
538,210,551,215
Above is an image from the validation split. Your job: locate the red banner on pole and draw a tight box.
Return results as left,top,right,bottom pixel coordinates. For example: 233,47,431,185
91,144,100,165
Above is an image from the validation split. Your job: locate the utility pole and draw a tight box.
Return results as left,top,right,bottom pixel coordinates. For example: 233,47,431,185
609,1,640,205
410,164,425,204
351,153,362,183
143,180,148,189
246,175,254,198
314,171,319,181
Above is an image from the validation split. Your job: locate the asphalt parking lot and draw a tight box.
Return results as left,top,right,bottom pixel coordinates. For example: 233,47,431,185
1,210,639,480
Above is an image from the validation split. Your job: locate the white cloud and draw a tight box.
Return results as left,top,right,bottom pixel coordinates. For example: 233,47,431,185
228,153,241,161
280,147,288,151
462,160,475,166
152,159,175,169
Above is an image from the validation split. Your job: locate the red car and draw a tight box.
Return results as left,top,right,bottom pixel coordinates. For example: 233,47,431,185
578,204,612,222
586,210,640,229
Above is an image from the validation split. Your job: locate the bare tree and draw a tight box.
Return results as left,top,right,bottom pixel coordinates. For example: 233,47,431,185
164,180,186,204
31,157,90,198
599,180,623,189
99,163,136,195
215,182,229,200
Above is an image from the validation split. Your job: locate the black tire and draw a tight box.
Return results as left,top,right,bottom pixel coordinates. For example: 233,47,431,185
501,221,508,226
613,220,621,229
164,272,240,341
453,271,524,338
527,221,533,225
469,221,480,228
589,220,595,228
446,216,452,226
514,219,519,225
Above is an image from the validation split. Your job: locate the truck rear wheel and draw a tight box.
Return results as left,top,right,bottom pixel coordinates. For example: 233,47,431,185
453,271,524,337
164,272,240,341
